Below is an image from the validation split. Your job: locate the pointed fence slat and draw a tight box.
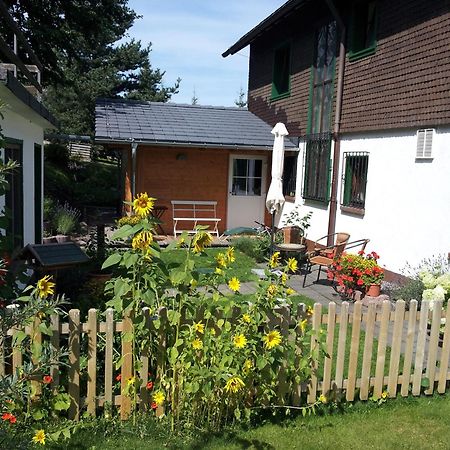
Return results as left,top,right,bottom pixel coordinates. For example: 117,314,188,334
387,300,405,397
12,327,23,373
292,303,306,406
437,303,450,393
50,314,60,390
374,300,391,398
412,301,430,396
139,308,150,411
401,300,418,396
425,301,442,395
307,303,322,404
346,301,362,401
277,305,290,403
360,302,376,400
87,309,98,415
120,309,133,420
322,302,336,397
68,309,81,420
335,302,349,391
104,308,114,409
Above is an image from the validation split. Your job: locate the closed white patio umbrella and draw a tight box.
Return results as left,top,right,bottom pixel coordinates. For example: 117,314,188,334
266,122,288,253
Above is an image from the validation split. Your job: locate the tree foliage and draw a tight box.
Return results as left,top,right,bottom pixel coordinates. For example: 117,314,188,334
6,1,180,135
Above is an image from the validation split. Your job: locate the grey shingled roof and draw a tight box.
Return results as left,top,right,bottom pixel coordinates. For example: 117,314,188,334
95,99,297,150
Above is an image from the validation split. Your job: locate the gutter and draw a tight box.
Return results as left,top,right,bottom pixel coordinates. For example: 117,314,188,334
325,0,346,246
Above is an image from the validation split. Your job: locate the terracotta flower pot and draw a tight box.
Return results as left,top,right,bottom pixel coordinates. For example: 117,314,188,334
366,283,381,297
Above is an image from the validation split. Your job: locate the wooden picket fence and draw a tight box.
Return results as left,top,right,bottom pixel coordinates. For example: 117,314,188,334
1,298,450,420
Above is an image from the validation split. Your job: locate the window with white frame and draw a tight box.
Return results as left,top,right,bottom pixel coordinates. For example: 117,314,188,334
416,129,434,159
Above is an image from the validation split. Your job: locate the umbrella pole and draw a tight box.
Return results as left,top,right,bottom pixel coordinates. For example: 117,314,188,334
270,211,275,256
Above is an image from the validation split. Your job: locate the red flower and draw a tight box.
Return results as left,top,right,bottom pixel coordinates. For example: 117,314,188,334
358,250,365,255
151,401,157,410
42,375,53,384
146,381,154,390
8,415,16,424
2,413,12,421
371,251,379,260
357,278,364,286
116,374,121,382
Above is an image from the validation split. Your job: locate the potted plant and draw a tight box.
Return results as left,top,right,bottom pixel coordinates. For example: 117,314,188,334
282,206,312,244
328,251,384,299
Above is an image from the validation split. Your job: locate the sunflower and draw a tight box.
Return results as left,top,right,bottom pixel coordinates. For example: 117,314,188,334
192,338,203,350
226,247,236,263
267,284,278,297
215,267,224,275
287,258,298,273
192,231,213,253
133,193,155,217
263,330,282,349
269,251,281,268
36,275,55,299
32,429,46,445
193,321,205,334
281,273,288,285
153,391,165,406
286,287,296,296
319,394,327,404
225,376,245,394
228,277,240,292
242,314,251,324
243,359,253,373
233,334,247,349
216,252,227,268
131,230,153,254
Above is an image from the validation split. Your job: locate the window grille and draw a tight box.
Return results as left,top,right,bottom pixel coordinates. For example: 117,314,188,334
416,129,434,159
302,132,332,203
341,152,369,209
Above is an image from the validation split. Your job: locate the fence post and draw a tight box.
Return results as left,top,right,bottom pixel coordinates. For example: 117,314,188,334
335,301,349,391
322,302,336,399
31,317,42,398
293,303,306,406
68,309,81,420
425,300,442,395
412,301,430,396
87,309,98,416
120,309,133,420
139,308,151,412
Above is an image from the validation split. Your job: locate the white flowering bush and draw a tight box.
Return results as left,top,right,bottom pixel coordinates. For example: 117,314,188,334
417,256,450,309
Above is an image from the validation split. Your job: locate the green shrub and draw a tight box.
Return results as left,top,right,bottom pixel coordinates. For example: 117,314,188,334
391,278,424,309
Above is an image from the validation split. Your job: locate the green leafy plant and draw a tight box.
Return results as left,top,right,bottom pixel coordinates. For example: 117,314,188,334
283,206,312,237
53,202,80,235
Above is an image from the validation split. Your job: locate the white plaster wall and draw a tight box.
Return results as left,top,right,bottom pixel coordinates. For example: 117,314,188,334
1,105,44,246
280,128,450,272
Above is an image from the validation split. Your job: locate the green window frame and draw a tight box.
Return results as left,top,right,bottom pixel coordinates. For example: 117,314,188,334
34,144,42,244
341,152,369,210
302,133,332,203
3,139,24,250
271,43,291,100
349,0,378,61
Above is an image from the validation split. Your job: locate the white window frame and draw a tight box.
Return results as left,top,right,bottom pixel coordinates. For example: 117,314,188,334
416,128,434,160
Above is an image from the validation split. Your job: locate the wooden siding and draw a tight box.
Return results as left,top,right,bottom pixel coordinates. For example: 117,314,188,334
247,0,450,134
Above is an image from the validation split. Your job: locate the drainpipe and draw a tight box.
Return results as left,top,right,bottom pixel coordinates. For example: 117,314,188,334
131,140,138,198
325,0,346,246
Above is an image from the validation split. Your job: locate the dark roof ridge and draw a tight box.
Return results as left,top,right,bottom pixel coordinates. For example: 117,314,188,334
96,98,247,111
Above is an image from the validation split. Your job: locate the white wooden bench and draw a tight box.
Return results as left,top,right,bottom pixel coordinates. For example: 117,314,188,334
171,200,221,237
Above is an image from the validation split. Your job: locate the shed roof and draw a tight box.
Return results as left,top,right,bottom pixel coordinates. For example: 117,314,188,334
95,98,297,150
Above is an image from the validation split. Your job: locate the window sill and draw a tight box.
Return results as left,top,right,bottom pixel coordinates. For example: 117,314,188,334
341,205,365,216
348,45,376,62
270,91,291,102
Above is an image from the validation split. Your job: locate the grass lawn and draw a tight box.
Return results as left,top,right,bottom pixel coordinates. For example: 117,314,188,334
161,248,259,284
49,394,450,449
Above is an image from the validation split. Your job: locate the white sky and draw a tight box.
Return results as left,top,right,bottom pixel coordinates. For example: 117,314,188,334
126,0,286,106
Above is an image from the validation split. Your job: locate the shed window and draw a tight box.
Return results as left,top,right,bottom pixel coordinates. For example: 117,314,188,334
271,43,291,100
349,1,378,61
341,152,369,210
416,129,434,159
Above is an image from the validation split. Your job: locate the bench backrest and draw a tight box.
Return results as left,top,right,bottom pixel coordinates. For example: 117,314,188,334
171,200,218,219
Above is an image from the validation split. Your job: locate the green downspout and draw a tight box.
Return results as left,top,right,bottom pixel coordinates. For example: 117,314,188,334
325,0,346,246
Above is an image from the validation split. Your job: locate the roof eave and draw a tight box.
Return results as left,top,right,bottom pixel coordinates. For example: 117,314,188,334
222,0,308,57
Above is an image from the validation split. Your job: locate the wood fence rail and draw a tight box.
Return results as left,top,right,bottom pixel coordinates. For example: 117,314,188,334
1,299,449,420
